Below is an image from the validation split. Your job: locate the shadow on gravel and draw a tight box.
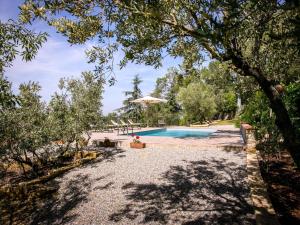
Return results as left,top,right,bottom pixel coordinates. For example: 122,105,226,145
87,148,126,169
65,147,127,171
30,173,92,225
1,147,126,225
221,145,245,154
109,159,255,225
0,174,92,225
101,148,126,162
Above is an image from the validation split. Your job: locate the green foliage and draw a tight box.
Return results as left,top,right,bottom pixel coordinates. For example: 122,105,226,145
0,72,104,176
218,91,237,114
0,82,49,175
102,112,118,124
0,19,47,115
199,62,238,118
240,83,300,165
240,91,288,163
20,0,299,81
177,82,216,124
17,0,300,164
284,83,300,136
0,20,47,73
0,75,19,112
144,104,162,127
200,62,234,91
85,44,119,85
48,91,74,145
48,71,104,150
68,71,104,132
151,68,181,125
241,84,300,144
120,74,143,121
240,91,281,143
151,62,239,125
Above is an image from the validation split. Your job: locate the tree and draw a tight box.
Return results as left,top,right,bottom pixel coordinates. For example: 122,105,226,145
0,74,19,112
284,83,300,137
120,74,143,121
20,0,300,165
0,81,49,176
103,112,118,124
152,62,238,123
177,82,216,124
0,20,47,73
0,70,104,177
0,19,47,110
47,86,75,155
48,71,104,152
68,71,104,140
151,68,182,125
200,61,238,119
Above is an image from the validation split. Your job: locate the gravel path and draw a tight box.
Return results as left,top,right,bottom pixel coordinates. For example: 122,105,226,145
32,127,255,225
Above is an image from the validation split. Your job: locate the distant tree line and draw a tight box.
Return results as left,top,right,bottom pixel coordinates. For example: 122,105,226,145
114,62,237,126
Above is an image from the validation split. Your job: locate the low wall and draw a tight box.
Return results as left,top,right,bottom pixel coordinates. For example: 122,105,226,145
240,123,256,147
0,153,100,199
242,123,280,225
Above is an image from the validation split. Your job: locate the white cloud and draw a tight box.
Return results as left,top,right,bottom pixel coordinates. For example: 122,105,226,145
5,37,93,100
2,0,183,115
5,34,180,115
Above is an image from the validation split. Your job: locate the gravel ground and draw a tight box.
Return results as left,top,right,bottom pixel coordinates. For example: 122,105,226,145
32,126,255,225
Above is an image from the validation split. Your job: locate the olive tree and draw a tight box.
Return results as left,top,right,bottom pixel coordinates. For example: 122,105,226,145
68,71,104,145
177,82,216,124
19,0,300,165
200,62,237,119
0,19,47,113
0,20,47,73
0,82,49,176
48,71,104,152
0,74,19,112
47,87,75,155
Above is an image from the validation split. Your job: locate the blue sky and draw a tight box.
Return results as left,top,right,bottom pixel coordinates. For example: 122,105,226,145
0,0,183,114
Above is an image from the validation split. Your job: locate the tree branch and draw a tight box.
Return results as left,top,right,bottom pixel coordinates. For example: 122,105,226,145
113,0,220,60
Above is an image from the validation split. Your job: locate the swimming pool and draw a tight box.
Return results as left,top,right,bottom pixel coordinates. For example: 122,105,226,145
133,128,216,138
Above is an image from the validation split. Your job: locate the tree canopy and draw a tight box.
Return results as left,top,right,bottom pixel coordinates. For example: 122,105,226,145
16,0,300,165
19,0,299,78
120,74,143,121
0,20,47,74
177,82,216,124
0,72,104,175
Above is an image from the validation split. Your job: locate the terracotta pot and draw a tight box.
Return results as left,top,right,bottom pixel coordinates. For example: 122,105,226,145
54,140,65,145
130,142,146,149
275,84,284,93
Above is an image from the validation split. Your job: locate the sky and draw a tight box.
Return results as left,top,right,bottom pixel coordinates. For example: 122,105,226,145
0,0,183,115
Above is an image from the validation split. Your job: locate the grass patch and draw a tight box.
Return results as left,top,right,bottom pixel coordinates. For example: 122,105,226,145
215,119,240,127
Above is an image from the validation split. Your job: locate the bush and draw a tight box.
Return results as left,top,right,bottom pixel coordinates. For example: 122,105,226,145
0,72,104,178
240,91,282,161
284,83,300,138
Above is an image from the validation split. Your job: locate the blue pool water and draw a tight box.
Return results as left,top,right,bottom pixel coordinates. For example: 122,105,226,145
133,128,216,138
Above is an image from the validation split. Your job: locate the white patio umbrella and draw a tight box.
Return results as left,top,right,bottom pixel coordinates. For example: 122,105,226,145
131,96,167,127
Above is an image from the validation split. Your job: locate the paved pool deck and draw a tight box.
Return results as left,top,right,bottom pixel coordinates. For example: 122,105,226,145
90,125,244,151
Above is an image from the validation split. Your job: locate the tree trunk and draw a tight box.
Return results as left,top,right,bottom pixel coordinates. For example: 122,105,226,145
230,54,300,167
